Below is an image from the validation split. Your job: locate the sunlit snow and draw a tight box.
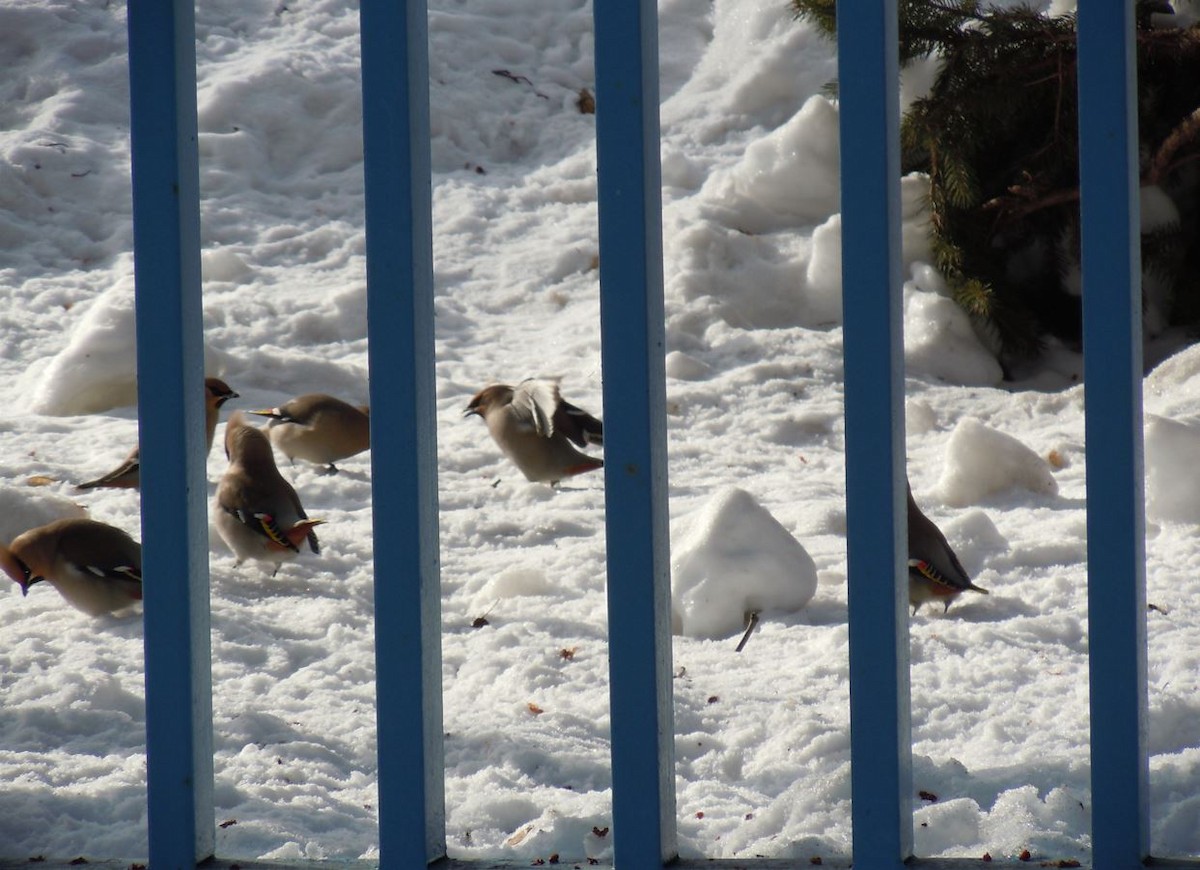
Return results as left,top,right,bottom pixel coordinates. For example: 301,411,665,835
2,0,1199,864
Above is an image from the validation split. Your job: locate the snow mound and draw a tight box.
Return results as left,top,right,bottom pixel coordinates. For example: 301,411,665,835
25,276,222,415
938,417,1059,506
1145,341,1200,419
26,276,140,415
665,350,712,381
803,213,844,326
671,487,817,639
701,95,840,233
803,173,939,332
0,485,88,548
904,265,1003,387
1145,414,1200,524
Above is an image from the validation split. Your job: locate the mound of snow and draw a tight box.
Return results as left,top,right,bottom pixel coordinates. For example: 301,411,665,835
0,485,88,548
1145,414,1200,524
701,95,841,233
25,276,223,416
904,265,1003,387
803,174,939,330
938,417,1058,506
671,487,817,639
665,350,712,381
1145,341,1200,419
803,213,845,326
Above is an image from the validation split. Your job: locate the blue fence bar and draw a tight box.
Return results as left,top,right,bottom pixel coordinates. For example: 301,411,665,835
593,0,677,866
1076,1,1150,867
127,0,216,865
837,0,913,865
359,0,446,864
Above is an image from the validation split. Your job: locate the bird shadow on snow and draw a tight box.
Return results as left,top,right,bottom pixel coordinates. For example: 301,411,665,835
919,594,1040,623
772,590,1035,630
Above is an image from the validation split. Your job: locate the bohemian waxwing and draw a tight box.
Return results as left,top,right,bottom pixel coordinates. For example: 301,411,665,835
76,377,239,490
464,378,604,484
247,393,370,474
907,482,989,615
214,412,323,575
0,518,142,616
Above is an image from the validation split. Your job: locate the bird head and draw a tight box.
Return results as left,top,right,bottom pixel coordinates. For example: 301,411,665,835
0,545,41,596
464,384,512,419
205,377,239,409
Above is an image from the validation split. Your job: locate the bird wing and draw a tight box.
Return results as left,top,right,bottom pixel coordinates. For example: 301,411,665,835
58,523,144,588
286,487,321,554
513,379,561,438
77,446,141,490
554,399,604,448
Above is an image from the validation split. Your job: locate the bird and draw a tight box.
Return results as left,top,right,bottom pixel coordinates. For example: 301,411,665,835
907,482,989,615
464,379,604,484
214,412,323,575
76,377,239,490
0,518,142,616
247,393,370,474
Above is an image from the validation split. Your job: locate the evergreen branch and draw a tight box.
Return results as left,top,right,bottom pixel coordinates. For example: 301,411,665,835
981,185,1080,226
1147,107,1200,185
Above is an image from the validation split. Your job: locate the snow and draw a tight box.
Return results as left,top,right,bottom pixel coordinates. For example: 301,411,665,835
1,0,1199,864
671,487,817,639
938,417,1060,507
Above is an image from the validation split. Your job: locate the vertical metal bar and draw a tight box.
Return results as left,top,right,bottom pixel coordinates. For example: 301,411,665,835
359,0,446,864
837,0,913,865
593,0,676,865
1076,2,1150,866
127,0,215,864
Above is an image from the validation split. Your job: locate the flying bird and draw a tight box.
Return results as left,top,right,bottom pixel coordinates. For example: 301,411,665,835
248,393,370,474
214,412,323,575
76,377,239,490
464,379,603,484
1,518,143,616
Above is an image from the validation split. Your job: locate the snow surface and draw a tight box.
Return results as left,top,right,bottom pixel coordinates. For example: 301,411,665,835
2,0,1200,863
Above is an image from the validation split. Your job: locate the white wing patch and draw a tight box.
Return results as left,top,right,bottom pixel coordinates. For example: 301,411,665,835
514,379,561,438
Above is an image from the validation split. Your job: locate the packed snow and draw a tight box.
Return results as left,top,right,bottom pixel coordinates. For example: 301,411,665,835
2,0,1200,864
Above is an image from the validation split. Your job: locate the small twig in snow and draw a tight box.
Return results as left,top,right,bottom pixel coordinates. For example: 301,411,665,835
735,611,760,653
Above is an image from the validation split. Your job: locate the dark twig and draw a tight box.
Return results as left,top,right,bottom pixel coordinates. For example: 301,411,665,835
735,611,760,653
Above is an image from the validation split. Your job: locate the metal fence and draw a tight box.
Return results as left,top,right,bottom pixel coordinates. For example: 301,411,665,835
70,0,1154,866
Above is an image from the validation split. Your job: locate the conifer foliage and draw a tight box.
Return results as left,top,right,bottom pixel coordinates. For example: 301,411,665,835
793,0,1200,369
